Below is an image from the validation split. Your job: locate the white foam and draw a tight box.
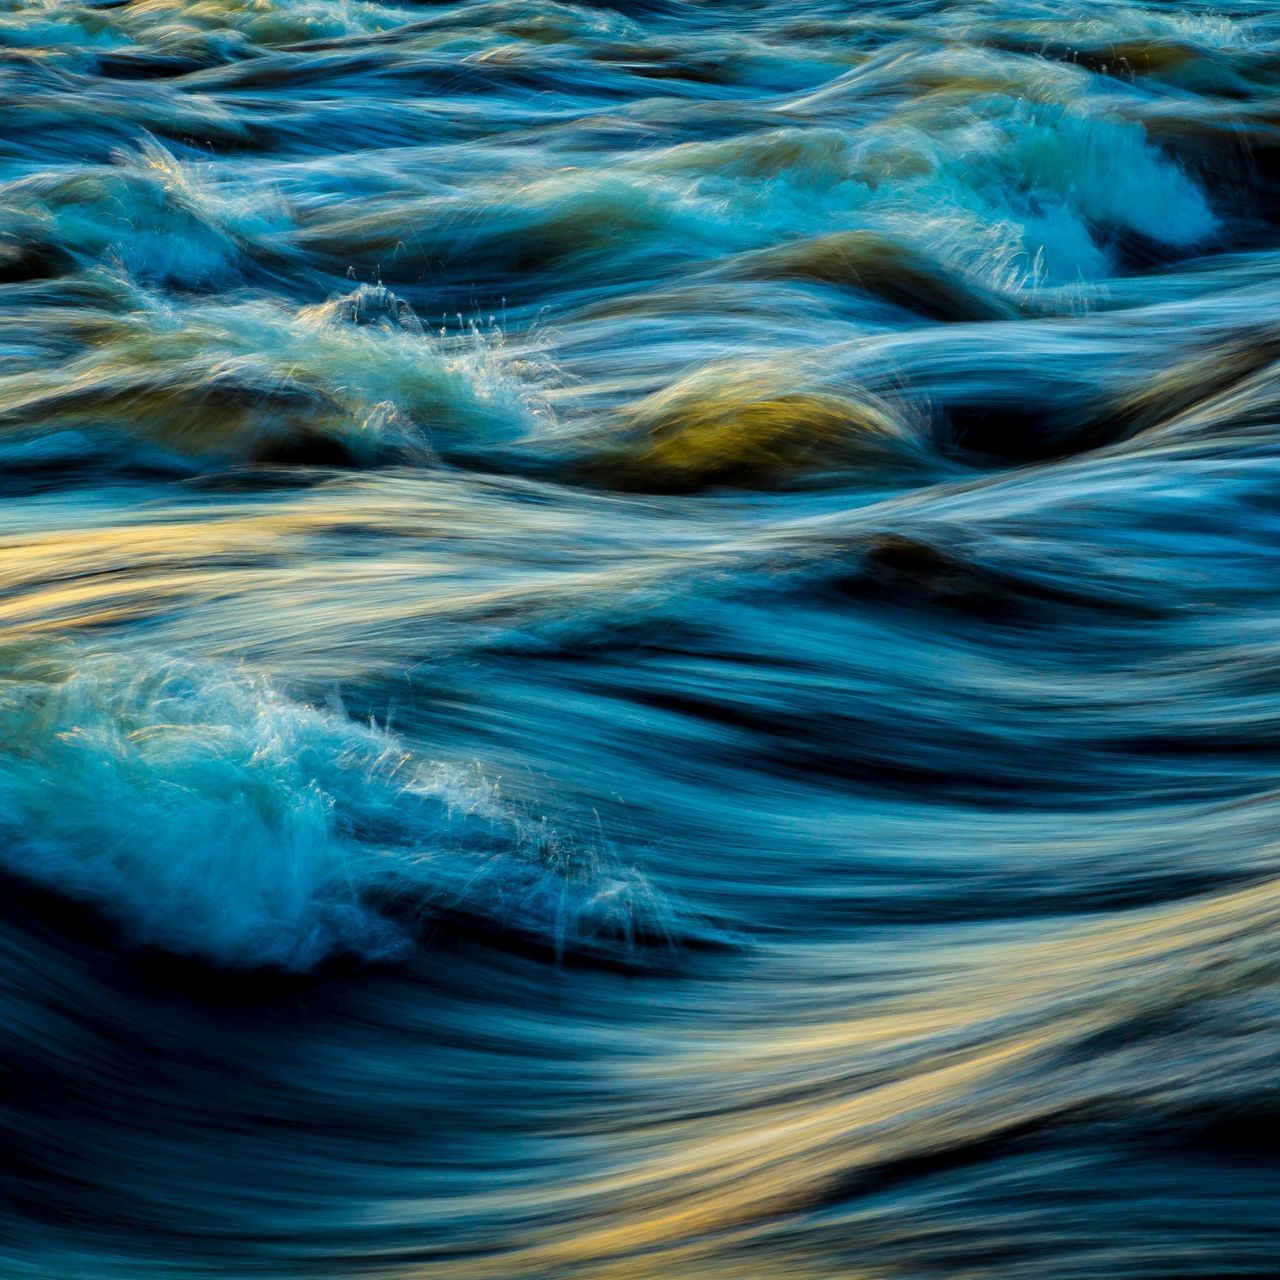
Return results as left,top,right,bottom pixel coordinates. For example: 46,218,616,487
0,655,665,968
630,70,1216,294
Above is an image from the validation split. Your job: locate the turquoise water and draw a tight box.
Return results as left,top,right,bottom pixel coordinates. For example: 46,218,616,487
4,2,1280,1276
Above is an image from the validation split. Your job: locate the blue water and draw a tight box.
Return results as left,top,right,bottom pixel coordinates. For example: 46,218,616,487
3,1,1280,1276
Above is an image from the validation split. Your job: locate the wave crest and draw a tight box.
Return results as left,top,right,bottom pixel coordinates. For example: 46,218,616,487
0,654,673,969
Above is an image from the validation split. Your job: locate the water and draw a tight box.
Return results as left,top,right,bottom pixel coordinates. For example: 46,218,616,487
3,1,1280,1275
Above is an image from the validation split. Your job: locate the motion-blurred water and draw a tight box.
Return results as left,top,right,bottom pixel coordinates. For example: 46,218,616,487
4,1,1280,1276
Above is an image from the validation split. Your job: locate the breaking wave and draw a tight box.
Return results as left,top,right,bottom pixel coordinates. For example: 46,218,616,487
0,652,673,968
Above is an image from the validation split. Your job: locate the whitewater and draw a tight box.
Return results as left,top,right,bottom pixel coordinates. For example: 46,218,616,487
3,1,1280,1277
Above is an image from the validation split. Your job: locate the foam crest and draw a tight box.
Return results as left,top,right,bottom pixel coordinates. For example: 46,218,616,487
0,654,669,968
641,82,1215,294
0,281,545,469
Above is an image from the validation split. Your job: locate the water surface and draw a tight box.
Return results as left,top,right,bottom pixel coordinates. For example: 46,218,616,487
4,2,1280,1276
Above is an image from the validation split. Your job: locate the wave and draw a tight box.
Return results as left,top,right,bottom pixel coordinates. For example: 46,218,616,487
0,0,408,76
0,139,292,287
5,2,1280,1278
0,275,546,470
0,652,676,969
580,363,931,491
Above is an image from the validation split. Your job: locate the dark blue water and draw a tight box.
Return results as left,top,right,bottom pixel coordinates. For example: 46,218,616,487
4,2,1280,1276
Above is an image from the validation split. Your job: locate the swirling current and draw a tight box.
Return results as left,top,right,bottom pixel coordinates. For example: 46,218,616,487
4,1,1280,1276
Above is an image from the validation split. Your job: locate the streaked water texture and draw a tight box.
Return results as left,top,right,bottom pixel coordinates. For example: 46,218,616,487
4,1,1280,1276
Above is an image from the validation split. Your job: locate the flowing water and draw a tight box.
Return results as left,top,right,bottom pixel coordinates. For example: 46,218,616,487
4,1,1280,1276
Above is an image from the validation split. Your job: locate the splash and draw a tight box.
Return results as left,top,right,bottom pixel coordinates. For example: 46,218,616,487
0,277,545,469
